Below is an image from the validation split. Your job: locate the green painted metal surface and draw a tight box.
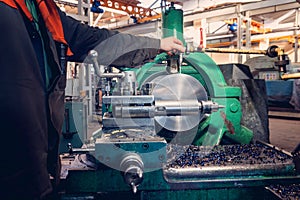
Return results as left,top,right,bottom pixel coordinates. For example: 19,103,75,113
64,168,300,199
95,136,167,171
162,5,184,44
141,188,276,200
60,187,284,200
60,102,86,153
132,52,253,145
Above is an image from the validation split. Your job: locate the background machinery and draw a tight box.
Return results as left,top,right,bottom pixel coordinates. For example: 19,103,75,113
59,3,300,199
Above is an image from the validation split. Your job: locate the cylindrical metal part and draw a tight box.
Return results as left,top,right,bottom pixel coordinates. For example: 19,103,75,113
275,54,290,73
155,100,199,116
281,72,300,80
119,71,137,95
204,47,267,55
155,100,200,107
162,4,184,44
113,105,200,118
113,100,222,118
114,106,155,118
200,101,223,114
167,55,180,74
155,106,200,116
120,153,144,194
100,73,124,78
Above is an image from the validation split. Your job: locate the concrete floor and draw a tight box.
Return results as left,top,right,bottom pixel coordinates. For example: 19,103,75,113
269,114,300,152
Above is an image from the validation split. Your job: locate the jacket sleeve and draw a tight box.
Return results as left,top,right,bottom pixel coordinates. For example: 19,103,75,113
58,9,160,67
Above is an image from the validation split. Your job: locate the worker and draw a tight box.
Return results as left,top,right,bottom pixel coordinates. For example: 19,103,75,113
0,0,185,199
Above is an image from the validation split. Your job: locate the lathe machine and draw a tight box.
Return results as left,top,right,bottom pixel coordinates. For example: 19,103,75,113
59,4,300,200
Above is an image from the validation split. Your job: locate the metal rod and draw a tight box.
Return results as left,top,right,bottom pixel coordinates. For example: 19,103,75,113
88,50,125,78
100,73,124,78
204,47,267,55
114,105,200,118
281,73,300,80
149,0,159,9
112,100,222,118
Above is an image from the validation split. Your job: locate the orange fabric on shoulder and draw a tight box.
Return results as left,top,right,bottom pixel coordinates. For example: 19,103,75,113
0,0,73,56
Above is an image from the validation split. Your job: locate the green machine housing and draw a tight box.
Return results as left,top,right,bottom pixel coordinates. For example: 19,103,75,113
59,4,299,200
130,4,253,146
131,52,253,146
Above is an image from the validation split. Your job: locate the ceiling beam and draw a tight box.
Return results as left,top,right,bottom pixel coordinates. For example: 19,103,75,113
99,0,155,18
184,0,300,23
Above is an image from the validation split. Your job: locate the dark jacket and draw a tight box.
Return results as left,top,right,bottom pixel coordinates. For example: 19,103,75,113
0,1,160,199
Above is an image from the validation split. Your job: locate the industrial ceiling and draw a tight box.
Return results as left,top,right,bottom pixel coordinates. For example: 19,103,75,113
56,0,300,51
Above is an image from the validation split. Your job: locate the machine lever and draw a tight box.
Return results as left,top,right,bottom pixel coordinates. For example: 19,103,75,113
88,50,124,78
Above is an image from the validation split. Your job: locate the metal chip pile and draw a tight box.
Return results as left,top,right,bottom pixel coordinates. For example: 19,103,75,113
268,184,300,200
167,143,291,168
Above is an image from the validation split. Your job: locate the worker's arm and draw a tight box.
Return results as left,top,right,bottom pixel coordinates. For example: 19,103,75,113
58,9,161,67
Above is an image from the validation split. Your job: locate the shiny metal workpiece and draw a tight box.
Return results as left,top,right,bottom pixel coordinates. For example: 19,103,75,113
151,74,208,132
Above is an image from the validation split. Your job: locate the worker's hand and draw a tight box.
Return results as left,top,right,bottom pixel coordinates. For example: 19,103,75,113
160,37,186,53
